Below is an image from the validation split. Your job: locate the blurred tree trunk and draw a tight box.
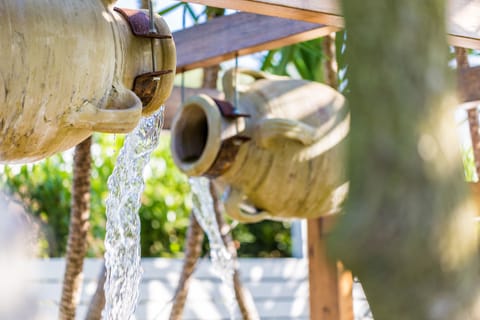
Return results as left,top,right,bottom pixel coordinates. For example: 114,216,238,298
330,1,480,319
85,264,106,320
59,137,92,320
169,213,205,320
210,182,260,320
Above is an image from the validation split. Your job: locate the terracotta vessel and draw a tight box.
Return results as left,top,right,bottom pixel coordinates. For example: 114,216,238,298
0,0,176,163
171,69,349,222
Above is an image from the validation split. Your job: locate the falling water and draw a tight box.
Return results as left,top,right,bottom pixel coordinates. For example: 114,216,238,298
102,107,165,320
189,177,237,319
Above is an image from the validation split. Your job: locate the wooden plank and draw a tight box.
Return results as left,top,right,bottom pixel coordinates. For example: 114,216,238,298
307,217,353,320
182,0,342,27
174,12,336,72
308,218,340,320
469,182,480,216
182,0,480,49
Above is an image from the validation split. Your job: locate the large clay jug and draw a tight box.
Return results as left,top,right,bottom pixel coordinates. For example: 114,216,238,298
171,69,349,222
0,0,176,163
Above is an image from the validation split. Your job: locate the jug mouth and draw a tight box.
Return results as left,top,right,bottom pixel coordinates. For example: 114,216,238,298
171,95,222,176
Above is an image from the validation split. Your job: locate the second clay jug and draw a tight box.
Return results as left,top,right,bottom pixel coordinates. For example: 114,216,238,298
171,69,349,222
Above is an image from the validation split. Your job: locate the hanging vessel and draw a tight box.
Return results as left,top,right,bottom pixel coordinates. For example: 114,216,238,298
0,0,176,163
171,69,349,222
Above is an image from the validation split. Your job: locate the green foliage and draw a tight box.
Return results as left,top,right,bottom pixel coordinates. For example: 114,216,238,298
1,134,192,258
232,220,292,257
1,157,72,257
1,132,292,258
260,30,349,92
89,133,194,258
138,134,191,257
262,39,324,81
462,147,477,182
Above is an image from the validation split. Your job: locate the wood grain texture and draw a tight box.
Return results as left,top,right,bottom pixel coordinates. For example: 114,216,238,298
182,0,342,26
174,12,336,72
183,0,480,49
308,218,355,320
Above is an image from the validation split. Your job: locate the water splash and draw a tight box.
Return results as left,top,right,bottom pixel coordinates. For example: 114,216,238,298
189,177,237,319
102,107,165,320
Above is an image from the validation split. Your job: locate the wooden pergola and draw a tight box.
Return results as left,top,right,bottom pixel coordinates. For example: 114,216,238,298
166,1,480,319
174,0,480,72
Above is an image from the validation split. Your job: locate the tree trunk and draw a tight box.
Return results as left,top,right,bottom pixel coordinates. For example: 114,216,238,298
85,263,107,320
59,136,92,320
330,1,480,319
322,33,338,89
169,213,205,320
210,182,260,320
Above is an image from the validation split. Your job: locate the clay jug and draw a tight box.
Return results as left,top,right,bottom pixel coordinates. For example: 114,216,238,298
0,0,176,163
171,69,349,222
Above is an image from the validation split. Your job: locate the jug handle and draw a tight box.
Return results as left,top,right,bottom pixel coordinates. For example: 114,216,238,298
222,68,286,102
64,87,142,134
256,118,319,149
101,0,117,7
223,187,269,223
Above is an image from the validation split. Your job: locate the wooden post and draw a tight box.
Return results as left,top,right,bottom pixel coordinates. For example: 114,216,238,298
308,215,353,320
307,32,353,320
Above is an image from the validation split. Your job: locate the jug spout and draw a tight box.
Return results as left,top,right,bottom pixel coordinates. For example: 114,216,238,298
170,95,248,177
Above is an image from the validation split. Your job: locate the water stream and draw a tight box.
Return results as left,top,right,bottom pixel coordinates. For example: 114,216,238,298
189,177,237,319
102,107,165,320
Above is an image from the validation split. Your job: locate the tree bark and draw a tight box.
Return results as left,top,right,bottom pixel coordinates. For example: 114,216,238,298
85,263,107,320
59,137,92,320
330,1,480,319
210,182,260,320
169,213,205,320
322,33,338,89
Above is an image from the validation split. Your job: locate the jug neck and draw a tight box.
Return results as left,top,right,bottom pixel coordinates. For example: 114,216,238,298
170,95,249,177
112,7,176,115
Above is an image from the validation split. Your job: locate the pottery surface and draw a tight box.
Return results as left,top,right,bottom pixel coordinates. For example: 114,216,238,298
171,69,349,222
0,0,175,163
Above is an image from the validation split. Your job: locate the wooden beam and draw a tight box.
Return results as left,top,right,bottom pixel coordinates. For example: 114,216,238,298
182,0,480,49
307,217,353,320
182,0,342,27
448,0,480,49
174,12,336,72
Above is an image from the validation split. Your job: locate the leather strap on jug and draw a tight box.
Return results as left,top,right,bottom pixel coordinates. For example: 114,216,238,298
204,99,251,178
114,7,174,113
